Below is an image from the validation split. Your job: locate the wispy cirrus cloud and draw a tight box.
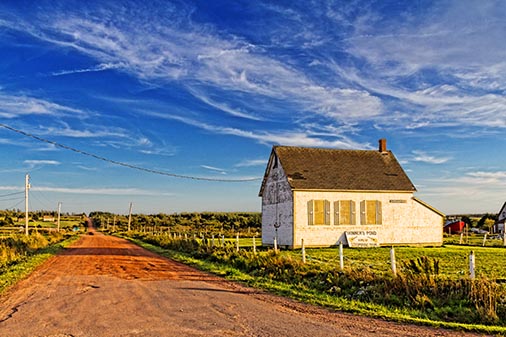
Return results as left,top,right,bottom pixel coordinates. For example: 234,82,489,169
51,62,125,76
0,93,85,119
24,160,60,169
30,186,173,196
235,159,267,167
0,3,382,125
200,165,227,175
142,109,367,149
36,122,128,138
410,151,451,164
338,1,506,129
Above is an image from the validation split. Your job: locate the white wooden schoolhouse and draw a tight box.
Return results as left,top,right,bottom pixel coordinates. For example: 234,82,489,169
259,139,444,248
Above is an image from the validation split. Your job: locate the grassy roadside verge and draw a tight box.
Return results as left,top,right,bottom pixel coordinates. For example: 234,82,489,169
126,236,506,336
0,234,80,294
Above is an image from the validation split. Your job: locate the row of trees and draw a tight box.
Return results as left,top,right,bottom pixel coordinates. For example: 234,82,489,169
456,214,498,231
0,209,84,227
89,212,261,236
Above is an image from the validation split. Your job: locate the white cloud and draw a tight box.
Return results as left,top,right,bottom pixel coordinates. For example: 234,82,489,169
235,159,267,167
142,110,367,149
417,170,506,213
30,186,173,196
36,122,128,138
24,160,60,169
0,93,85,119
1,6,383,123
51,62,125,76
200,165,227,174
411,151,451,164
187,88,264,121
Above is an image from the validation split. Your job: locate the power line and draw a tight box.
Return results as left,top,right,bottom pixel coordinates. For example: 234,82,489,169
0,196,24,202
0,122,261,182
6,198,24,210
0,191,24,198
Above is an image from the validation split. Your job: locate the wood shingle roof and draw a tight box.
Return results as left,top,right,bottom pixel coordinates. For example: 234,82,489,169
260,145,416,195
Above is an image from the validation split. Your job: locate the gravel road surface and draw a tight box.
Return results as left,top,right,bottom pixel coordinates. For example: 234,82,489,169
0,231,490,337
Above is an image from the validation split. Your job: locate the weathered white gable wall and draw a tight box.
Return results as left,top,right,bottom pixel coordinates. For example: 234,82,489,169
261,158,293,247
293,191,443,247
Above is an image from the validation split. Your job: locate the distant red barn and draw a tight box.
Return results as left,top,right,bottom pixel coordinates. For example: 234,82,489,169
443,219,465,234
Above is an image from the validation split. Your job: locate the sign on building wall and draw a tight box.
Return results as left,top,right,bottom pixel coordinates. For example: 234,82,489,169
345,230,379,248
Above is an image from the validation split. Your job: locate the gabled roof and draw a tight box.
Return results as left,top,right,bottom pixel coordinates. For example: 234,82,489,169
496,202,506,224
259,145,416,196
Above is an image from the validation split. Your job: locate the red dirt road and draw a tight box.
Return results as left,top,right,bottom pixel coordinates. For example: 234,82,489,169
0,232,490,337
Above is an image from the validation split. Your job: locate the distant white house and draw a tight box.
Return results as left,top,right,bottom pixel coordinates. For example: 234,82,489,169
43,215,55,222
259,139,445,248
494,202,506,233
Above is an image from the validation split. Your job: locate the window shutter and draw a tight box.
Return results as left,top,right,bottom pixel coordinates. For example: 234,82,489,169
307,200,313,226
360,200,366,225
324,200,330,225
350,201,356,225
376,200,382,224
333,201,340,225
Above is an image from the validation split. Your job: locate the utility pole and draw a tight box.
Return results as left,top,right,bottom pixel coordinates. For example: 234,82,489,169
57,202,62,232
127,202,133,231
25,174,30,236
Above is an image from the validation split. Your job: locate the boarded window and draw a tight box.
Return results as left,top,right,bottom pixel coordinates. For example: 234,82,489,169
360,200,382,225
333,200,356,225
308,199,330,225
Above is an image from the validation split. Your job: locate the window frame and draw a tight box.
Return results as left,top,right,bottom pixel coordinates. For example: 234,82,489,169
307,199,330,225
360,200,382,225
333,200,356,225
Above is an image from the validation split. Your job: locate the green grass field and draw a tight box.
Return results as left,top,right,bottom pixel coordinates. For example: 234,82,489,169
285,245,506,279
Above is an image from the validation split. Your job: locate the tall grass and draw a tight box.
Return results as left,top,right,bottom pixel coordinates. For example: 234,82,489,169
128,231,506,326
0,232,65,268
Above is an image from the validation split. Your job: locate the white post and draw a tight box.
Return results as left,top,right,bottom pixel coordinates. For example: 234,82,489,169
301,238,306,263
482,233,488,247
57,201,61,232
339,242,344,271
459,232,464,244
211,234,215,247
503,229,506,247
273,237,278,253
470,250,475,279
252,236,256,254
222,235,225,247
25,174,30,236
235,233,239,252
390,246,397,276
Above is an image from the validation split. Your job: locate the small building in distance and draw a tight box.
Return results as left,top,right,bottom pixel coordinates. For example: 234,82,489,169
494,202,506,233
259,139,445,248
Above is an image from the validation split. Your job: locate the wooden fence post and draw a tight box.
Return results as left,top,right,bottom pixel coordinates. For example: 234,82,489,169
273,237,278,253
301,238,306,263
390,246,397,276
236,233,240,252
470,250,475,279
339,242,344,271
252,236,256,254
482,233,487,247
221,235,225,247
459,232,463,244
211,234,215,247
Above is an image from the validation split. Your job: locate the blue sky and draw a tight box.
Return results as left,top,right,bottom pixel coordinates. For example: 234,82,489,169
0,0,504,215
